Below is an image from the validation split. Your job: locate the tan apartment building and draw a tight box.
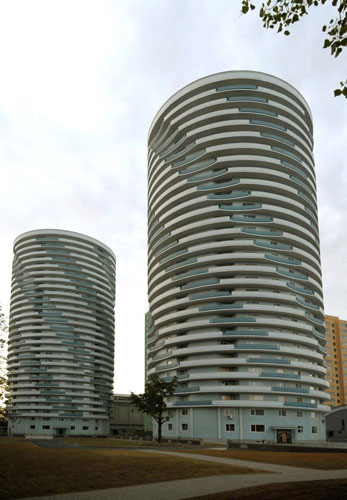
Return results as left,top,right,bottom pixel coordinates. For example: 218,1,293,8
325,315,347,406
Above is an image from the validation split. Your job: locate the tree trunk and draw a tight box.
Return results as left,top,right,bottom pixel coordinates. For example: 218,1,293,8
158,420,162,442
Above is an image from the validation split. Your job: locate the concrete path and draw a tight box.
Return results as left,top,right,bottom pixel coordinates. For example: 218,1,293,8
27,439,81,449
20,448,347,500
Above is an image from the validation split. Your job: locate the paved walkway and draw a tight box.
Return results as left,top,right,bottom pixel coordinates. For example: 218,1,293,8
20,448,347,500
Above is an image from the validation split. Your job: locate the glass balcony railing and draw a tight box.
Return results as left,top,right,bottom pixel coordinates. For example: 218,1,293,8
181,278,219,290
217,84,257,91
239,107,277,117
208,191,251,200
227,96,267,103
197,179,239,190
189,290,231,300
210,316,256,323
272,386,309,393
250,118,286,131
287,282,314,295
237,344,279,350
223,330,268,336
247,358,291,364
261,372,300,379
179,158,216,174
200,303,243,311
276,267,308,280
175,386,200,393
172,267,208,281
188,167,225,182
283,401,317,408
173,400,212,406
231,215,272,222
254,240,292,250
220,203,262,211
173,150,205,168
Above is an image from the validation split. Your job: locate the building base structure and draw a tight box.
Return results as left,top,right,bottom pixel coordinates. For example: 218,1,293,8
153,405,326,442
9,417,109,437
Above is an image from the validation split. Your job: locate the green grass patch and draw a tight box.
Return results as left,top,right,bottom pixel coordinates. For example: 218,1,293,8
0,438,259,499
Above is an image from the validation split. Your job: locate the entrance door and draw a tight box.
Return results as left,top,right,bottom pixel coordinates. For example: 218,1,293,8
55,428,66,436
277,430,292,444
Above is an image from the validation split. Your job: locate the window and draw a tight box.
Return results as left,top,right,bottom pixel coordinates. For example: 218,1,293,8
30,425,36,429
95,427,98,431
83,426,89,430
59,418,64,421
168,423,173,430
250,409,265,416
297,425,304,433
312,426,318,433
43,417,50,421
181,423,188,431
42,425,50,429
251,424,265,432
71,426,75,430
226,424,235,432
181,409,188,415
279,410,287,417
225,408,234,416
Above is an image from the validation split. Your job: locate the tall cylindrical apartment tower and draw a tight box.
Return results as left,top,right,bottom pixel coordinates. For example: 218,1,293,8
7,229,116,436
147,71,329,442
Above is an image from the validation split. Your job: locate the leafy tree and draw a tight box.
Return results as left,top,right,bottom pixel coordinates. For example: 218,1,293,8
241,0,347,98
0,304,8,423
130,374,177,442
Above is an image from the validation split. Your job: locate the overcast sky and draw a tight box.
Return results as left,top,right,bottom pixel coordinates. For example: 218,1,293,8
0,0,346,394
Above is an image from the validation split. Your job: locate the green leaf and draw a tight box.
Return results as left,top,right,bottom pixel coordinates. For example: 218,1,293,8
284,30,290,35
334,88,342,96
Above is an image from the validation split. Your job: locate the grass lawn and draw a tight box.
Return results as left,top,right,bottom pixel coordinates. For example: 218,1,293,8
61,436,198,448
203,441,227,448
180,449,347,470
0,438,259,499
182,479,347,500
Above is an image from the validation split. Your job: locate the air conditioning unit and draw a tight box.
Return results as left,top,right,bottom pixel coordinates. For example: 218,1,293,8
227,415,233,419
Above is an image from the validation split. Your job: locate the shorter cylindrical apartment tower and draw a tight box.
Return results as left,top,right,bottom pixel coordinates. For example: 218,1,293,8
7,229,116,436
147,71,329,442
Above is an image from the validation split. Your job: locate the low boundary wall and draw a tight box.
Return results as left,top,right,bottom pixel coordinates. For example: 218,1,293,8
227,440,347,453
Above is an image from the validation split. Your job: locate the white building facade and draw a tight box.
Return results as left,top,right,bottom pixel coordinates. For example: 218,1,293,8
147,71,329,442
7,229,116,436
